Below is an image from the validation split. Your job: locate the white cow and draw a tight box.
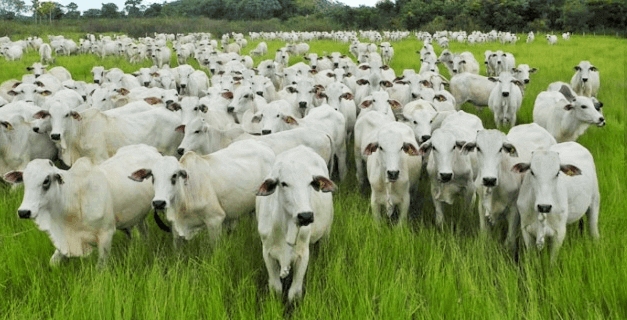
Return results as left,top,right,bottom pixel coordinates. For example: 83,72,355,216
570,61,600,97
129,139,275,244
533,85,605,142
419,111,484,227
354,111,394,189
256,145,335,301
152,46,172,68
3,144,162,266
363,122,421,225
512,142,599,262
39,43,53,64
474,124,556,252
511,64,538,85
450,73,497,109
488,71,524,128
249,42,268,56
451,51,480,75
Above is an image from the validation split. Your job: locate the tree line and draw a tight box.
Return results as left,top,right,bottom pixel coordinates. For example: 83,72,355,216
1,0,625,34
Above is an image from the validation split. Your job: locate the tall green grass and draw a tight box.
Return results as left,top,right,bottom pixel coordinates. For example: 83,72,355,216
0,35,625,319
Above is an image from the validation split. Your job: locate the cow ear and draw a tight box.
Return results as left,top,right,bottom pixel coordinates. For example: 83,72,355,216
511,68,519,73
34,110,50,119
340,92,354,100
356,79,369,85
117,88,130,96
359,100,373,109
488,77,499,82
3,171,23,184
530,68,538,73
502,142,518,157
39,90,52,96
283,115,298,125
178,170,188,182
379,80,393,88
559,85,576,102
311,175,336,193
257,178,278,196
564,104,574,111
316,92,327,99
434,94,447,102
132,71,140,76
251,114,262,123
221,91,234,100
511,163,530,174
303,56,310,61
345,73,352,78
7,90,18,96
395,113,409,122
1,121,13,131
363,142,379,156
166,102,181,111
560,164,582,176
12,81,21,88
175,125,185,133
455,140,467,149
54,173,64,185
69,111,81,120
418,141,432,157
388,100,402,110
145,97,163,105
340,55,346,58
420,80,432,88
26,67,34,71
129,168,152,182
309,69,318,75
199,104,208,113
513,80,523,88
402,142,420,156
462,142,476,155
574,66,581,71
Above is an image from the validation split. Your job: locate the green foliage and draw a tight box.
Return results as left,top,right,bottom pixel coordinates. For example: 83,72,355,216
100,2,119,19
82,8,100,19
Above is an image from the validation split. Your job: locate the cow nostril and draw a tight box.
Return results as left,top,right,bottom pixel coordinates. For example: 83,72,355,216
452,69,458,73
387,170,400,181
50,133,60,141
256,91,264,97
17,210,31,219
262,130,271,135
177,148,184,155
152,200,166,210
227,106,235,113
311,66,316,69
439,172,453,182
524,79,530,84
33,127,39,133
180,84,186,88
297,212,314,227
537,204,552,213
582,78,588,82
144,82,150,86
94,80,100,84
165,100,173,105
421,135,431,142
482,177,497,187
502,92,510,97
299,102,307,109
412,93,418,99
497,61,501,64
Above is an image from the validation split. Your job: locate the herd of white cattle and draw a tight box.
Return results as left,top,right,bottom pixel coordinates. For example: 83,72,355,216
0,29,604,301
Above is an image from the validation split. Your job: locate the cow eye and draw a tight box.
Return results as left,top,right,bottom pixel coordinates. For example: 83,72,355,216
102,98,106,102
281,182,288,187
476,147,481,153
530,170,535,176
413,120,417,124
581,105,587,109
432,147,437,152
42,176,51,190
378,146,384,151
193,107,198,111
65,113,69,118
276,114,279,118
498,147,503,152
194,130,200,134
171,174,177,184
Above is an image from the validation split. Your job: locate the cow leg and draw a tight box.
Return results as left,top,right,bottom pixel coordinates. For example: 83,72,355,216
97,228,115,269
588,197,600,239
204,215,225,245
263,247,282,294
49,249,68,266
431,184,444,228
521,229,533,250
505,206,520,254
477,189,487,232
550,228,566,264
288,247,309,301
355,156,366,191
337,140,348,181
397,194,410,227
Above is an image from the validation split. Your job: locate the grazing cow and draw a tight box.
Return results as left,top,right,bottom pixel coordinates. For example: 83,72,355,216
363,122,421,225
152,46,172,68
512,142,600,262
3,144,162,267
533,85,605,142
488,71,524,128
570,61,600,97
249,42,268,56
39,43,53,64
450,73,497,109
419,111,484,227
546,35,558,45
130,139,275,244
474,124,556,252
256,146,335,301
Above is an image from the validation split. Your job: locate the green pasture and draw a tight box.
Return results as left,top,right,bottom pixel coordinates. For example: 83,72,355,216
0,34,625,319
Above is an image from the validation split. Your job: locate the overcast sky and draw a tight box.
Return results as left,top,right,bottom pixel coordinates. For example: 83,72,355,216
61,0,377,13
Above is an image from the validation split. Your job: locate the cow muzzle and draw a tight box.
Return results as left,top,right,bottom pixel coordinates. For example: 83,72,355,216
597,117,605,126
537,204,552,213
502,92,510,97
439,172,453,183
296,212,314,227
387,170,400,182
262,130,271,135
227,106,235,113
17,209,31,219
482,177,497,187
152,200,167,210
50,133,61,141
582,78,588,82
177,148,185,155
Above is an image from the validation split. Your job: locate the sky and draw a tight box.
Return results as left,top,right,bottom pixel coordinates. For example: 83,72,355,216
58,0,377,13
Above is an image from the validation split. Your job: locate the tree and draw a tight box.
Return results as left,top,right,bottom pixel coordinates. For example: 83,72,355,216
38,1,55,23
125,0,142,17
143,2,161,17
66,1,79,18
82,8,100,18
31,0,39,22
100,2,119,18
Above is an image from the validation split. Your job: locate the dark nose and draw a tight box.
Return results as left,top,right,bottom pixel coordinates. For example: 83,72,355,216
18,209,31,219
165,100,173,105
452,69,458,73
227,106,234,113
412,93,418,99
35,74,40,78
177,148,184,155
256,91,264,97
582,78,588,82
598,117,605,126
296,211,314,227
497,61,501,64
152,200,166,210
502,92,510,97
299,101,307,109
50,133,60,141
387,170,400,181
33,127,39,133
94,79,100,84
421,135,431,142
482,177,497,187
144,81,150,86
262,130,271,135
210,69,215,74
334,63,338,68
311,65,316,69
439,172,453,182
524,79,530,84
180,84,186,88
537,204,552,213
